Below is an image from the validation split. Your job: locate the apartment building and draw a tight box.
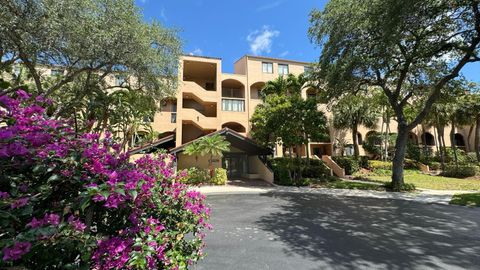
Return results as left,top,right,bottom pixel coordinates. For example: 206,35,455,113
7,55,473,182
132,55,330,182
129,54,477,182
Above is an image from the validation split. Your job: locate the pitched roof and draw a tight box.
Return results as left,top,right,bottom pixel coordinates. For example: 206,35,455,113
128,134,175,155
170,128,272,155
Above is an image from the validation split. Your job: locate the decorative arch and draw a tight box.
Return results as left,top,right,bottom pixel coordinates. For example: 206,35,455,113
408,132,419,145
250,81,265,99
454,133,466,147
222,122,246,133
421,132,435,146
303,87,317,100
356,132,363,145
222,79,245,98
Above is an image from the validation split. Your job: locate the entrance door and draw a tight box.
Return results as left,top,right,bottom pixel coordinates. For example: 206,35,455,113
223,154,247,179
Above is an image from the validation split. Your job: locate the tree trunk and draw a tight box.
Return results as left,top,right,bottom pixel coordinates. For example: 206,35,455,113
450,120,458,167
305,135,310,165
352,125,359,158
467,124,474,152
434,125,444,169
475,117,480,162
391,123,408,190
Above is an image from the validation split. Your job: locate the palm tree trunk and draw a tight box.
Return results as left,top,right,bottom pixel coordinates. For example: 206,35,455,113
352,125,359,158
450,120,458,167
467,124,474,152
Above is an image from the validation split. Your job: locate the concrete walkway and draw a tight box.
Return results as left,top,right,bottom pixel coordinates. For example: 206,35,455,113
194,184,478,205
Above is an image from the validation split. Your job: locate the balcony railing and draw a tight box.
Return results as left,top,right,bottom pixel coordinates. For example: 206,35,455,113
222,98,245,112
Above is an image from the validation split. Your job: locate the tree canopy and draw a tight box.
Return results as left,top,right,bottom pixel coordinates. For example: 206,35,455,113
0,0,181,145
309,0,480,190
251,75,329,158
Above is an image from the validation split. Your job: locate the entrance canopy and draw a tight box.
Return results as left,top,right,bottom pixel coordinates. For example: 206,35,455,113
170,128,272,155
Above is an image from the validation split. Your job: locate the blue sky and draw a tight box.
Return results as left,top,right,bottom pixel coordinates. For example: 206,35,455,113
136,0,479,83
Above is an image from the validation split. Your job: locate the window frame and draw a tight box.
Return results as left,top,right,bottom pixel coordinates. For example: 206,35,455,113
262,62,273,74
278,64,289,75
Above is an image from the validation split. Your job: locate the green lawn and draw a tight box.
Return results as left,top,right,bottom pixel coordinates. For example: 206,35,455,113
364,170,480,190
450,193,480,207
312,180,384,191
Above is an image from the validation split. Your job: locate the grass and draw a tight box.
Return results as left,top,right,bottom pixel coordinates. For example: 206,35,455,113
311,180,384,191
449,193,480,207
360,170,480,190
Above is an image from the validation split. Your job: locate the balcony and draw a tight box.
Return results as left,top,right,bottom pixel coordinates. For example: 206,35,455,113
182,81,217,101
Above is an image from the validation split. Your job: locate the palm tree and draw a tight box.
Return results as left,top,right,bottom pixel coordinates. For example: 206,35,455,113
198,134,231,168
184,140,203,166
332,94,379,158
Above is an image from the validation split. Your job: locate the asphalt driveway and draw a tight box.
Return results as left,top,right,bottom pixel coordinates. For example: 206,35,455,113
194,192,480,270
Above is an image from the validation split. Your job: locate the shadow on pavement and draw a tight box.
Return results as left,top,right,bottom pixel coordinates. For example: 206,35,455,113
255,192,480,269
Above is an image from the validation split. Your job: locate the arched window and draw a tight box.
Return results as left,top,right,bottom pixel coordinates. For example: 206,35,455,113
454,133,466,147
421,132,435,146
356,132,363,145
408,132,418,145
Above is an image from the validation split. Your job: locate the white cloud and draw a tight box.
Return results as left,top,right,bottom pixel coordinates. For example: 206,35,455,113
160,7,167,21
247,26,280,55
279,51,289,57
189,48,203,56
256,1,282,12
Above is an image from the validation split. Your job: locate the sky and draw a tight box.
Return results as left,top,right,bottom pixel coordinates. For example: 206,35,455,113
135,0,480,84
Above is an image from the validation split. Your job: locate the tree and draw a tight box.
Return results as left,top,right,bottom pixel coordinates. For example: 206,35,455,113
251,74,329,160
309,0,480,190
198,134,231,168
0,0,181,144
332,94,379,158
184,140,203,166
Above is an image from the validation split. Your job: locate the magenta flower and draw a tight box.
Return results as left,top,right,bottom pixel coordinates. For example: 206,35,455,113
16,89,31,100
68,216,87,232
26,217,43,229
0,191,9,200
42,213,60,226
2,242,31,261
10,197,29,209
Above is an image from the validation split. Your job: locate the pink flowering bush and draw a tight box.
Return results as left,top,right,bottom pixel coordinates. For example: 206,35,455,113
0,91,210,269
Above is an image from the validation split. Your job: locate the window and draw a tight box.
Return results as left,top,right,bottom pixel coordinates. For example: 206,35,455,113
222,99,245,112
171,113,177,123
115,75,126,86
50,69,63,76
278,64,289,75
262,62,273,73
304,66,313,73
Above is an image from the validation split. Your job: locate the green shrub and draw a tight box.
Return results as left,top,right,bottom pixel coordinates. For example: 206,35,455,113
429,162,441,170
441,165,478,178
358,156,369,169
183,167,210,185
404,159,422,170
406,142,421,162
368,160,392,170
211,168,227,185
332,156,360,175
270,157,331,186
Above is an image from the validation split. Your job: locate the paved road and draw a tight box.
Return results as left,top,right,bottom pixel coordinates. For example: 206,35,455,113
194,192,480,270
